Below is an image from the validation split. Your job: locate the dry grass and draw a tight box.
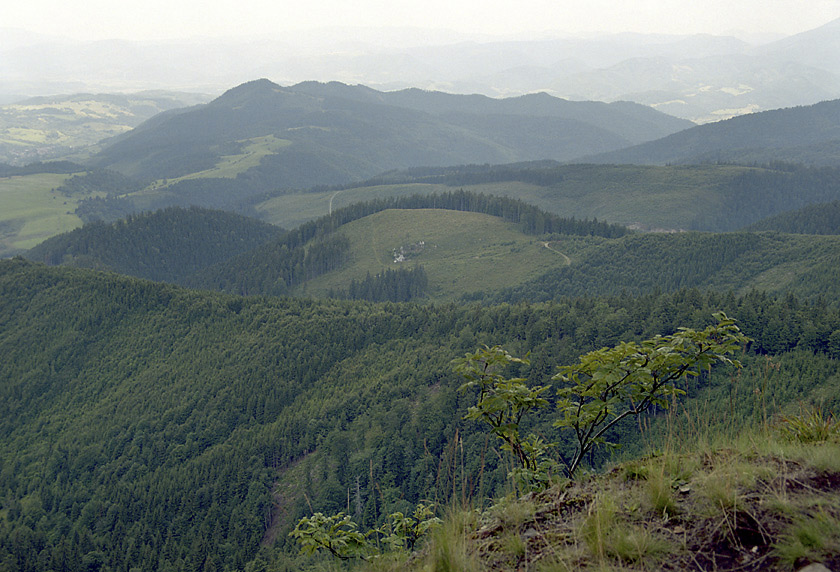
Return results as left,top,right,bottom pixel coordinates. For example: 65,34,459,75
393,438,840,572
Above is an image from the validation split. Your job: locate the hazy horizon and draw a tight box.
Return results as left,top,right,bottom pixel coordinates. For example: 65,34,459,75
4,0,840,45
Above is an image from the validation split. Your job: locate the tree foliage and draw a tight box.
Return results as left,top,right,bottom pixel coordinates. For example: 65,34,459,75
553,312,748,476
454,346,556,490
458,314,748,483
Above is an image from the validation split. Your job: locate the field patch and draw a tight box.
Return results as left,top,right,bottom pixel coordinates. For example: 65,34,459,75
296,208,570,300
0,174,87,255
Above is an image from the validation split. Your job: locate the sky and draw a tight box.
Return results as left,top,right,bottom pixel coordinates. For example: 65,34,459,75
4,0,840,43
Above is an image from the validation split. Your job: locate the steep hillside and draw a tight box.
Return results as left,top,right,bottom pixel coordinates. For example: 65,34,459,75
2,259,840,571
86,79,690,204
747,200,840,234
586,98,840,166
25,206,283,283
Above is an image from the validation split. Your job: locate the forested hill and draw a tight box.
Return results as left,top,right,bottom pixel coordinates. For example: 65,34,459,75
491,231,840,304
25,206,283,284
586,98,840,166
287,81,690,143
185,190,627,297
86,79,689,193
2,258,840,571
746,200,840,234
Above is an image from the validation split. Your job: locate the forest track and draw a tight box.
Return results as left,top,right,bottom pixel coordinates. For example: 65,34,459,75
541,241,571,265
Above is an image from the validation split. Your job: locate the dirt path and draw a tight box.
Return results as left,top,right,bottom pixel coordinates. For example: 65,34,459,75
329,190,343,215
541,241,571,265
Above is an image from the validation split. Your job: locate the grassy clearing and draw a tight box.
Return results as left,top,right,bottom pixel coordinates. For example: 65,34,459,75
294,209,570,300
145,135,293,189
0,173,85,255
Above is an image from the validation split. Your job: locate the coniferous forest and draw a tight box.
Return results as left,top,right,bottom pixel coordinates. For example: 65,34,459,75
2,256,840,571
4,78,840,572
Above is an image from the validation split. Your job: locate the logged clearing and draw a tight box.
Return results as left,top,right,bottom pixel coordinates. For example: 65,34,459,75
296,208,571,300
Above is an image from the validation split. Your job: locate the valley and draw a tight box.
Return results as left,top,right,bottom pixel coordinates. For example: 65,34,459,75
2,30,840,569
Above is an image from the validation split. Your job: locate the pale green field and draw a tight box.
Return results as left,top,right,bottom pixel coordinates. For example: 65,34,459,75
296,209,572,300
0,174,87,256
144,135,292,190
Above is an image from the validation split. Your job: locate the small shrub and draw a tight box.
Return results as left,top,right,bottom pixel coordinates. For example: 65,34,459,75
646,469,679,517
776,404,840,444
773,510,840,567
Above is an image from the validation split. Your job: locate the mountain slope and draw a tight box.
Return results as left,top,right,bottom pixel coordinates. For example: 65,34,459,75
88,79,691,198
24,206,282,283
746,200,840,234
2,259,840,571
756,17,840,76
585,98,840,166
289,81,690,142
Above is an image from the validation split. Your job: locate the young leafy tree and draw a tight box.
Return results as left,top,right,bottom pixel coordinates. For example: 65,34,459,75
289,505,441,562
289,512,371,561
457,313,748,485
554,311,748,476
454,346,557,490
378,503,442,552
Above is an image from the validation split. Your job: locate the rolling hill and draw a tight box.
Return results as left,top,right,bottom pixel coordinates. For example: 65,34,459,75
24,206,283,283
0,91,210,165
33,193,840,305
746,200,840,234
86,79,691,201
251,162,840,233
585,98,840,166
2,257,840,571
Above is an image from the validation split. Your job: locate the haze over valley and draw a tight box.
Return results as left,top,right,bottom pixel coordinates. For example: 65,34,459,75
3,4,840,572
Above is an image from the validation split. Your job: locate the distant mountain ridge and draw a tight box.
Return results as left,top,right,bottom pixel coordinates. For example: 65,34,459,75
585,98,840,165
88,79,691,195
6,20,840,123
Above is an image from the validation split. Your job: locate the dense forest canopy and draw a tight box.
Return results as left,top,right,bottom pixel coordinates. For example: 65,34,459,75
4,82,840,572
25,206,283,284
1,258,839,570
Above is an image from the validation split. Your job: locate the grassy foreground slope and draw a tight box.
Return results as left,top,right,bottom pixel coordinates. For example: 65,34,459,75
382,437,840,572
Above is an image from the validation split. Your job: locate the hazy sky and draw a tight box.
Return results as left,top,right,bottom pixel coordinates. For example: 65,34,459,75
4,0,840,42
